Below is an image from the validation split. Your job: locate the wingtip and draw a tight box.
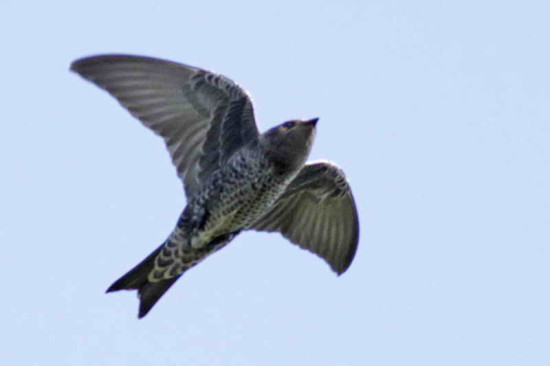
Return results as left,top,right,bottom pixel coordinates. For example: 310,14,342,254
69,60,78,73
69,56,88,73
69,55,102,73
335,250,356,276
333,264,348,276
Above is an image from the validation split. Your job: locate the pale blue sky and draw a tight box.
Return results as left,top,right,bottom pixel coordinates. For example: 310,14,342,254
2,0,549,365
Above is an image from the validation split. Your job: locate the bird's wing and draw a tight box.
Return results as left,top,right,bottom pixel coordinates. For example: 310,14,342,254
250,161,359,274
71,55,259,198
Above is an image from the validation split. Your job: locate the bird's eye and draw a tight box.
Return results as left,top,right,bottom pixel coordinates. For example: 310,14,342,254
281,121,295,130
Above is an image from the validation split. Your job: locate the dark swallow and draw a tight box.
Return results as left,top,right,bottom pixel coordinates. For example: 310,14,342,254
70,55,359,318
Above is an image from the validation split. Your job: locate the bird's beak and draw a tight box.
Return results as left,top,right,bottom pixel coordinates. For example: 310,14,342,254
305,118,319,127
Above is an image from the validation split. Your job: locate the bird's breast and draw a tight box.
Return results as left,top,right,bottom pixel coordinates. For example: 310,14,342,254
193,150,294,243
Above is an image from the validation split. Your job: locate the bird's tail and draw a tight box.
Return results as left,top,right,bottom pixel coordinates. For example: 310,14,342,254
106,232,237,318
106,243,183,318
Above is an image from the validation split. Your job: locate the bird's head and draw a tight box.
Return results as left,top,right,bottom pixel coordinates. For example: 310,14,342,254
261,118,318,172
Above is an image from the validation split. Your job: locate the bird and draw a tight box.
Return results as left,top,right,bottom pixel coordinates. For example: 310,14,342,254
70,55,359,318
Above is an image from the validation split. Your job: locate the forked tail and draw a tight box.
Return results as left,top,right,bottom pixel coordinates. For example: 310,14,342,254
107,231,238,318
106,243,182,318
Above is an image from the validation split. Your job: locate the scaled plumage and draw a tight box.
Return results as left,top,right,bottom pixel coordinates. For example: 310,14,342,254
71,55,359,318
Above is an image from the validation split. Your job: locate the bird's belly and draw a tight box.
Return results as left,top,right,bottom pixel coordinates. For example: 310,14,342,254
200,175,288,242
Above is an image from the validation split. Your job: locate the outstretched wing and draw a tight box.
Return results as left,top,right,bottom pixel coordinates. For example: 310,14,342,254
251,161,359,274
71,55,259,198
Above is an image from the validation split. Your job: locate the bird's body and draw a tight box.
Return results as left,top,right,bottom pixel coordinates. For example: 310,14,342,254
71,55,359,318
150,141,300,282
184,142,295,248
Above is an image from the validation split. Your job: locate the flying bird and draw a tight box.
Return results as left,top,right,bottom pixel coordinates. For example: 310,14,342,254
70,55,359,318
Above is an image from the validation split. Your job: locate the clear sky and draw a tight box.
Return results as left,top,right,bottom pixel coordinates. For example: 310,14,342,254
2,0,549,365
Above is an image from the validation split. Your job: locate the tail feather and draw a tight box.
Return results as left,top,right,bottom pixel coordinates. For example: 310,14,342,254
106,232,238,318
137,276,181,318
106,243,184,318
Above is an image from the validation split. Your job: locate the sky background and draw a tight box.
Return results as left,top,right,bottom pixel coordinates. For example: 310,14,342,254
1,0,549,365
